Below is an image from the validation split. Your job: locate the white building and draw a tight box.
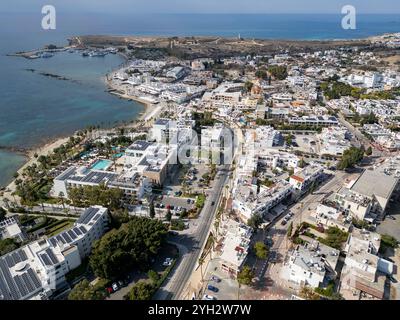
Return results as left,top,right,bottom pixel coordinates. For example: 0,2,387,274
289,164,324,193
340,229,393,300
233,180,293,223
218,219,253,278
0,216,26,242
0,206,109,300
319,127,352,156
282,240,340,288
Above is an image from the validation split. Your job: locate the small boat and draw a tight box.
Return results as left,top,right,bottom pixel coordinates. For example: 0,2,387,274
40,52,54,58
82,51,89,57
27,54,40,59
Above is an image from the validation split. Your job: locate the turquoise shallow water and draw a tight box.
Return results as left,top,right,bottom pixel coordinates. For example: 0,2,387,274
0,12,400,187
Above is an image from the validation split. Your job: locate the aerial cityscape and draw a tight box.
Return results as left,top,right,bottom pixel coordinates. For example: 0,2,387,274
1,1,400,306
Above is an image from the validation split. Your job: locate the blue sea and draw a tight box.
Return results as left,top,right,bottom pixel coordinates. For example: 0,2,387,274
1,12,400,187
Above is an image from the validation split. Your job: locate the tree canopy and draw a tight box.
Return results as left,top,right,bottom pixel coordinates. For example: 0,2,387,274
254,241,268,260
69,184,124,210
268,65,288,80
89,217,167,280
0,238,20,256
247,214,263,230
337,146,365,170
237,265,255,286
127,281,155,300
68,279,108,300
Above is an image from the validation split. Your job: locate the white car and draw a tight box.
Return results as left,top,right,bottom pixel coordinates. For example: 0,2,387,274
112,282,119,292
202,294,217,300
163,258,173,266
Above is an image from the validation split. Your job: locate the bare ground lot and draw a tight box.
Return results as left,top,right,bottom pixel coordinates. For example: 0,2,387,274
69,35,371,59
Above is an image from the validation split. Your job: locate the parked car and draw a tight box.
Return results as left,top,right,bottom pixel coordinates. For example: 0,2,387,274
207,285,219,293
118,280,126,288
203,294,217,300
211,275,221,283
211,201,215,206
281,220,287,226
163,258,173,266
112,282,119,292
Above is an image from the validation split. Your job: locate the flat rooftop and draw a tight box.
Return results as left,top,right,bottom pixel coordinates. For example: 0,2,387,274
351,169,398,202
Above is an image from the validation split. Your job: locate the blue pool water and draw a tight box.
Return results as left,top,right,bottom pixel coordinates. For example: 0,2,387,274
91,160,113,171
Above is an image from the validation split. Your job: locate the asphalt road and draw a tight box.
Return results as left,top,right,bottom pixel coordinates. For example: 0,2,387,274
154,165,230,300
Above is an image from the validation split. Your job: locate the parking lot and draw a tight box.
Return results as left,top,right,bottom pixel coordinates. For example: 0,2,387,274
377,197,400,241
201,258,239,300
160,196,196,211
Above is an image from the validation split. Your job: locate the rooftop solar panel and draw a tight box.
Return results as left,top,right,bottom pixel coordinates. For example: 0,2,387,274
13,275,28,297
73,227,82,236
27,268,41,289
0,259,20,300
67,230,77,240
12,252,21,264
41,254,52,266
49,238,57,247
46,249,58,265
18,250,28,262
21,273,35,293
5,255,14,268
0,275,11,300
56,235,66,244
77,207,99,225
79,226,87,234
62,232,72,243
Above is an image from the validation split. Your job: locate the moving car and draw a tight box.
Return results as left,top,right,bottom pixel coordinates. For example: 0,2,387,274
202,294,217,300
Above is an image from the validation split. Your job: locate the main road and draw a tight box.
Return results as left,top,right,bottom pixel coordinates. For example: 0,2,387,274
154,164,231,300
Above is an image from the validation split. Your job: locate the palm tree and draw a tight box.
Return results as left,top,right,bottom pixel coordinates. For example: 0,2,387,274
198,257,205,283
208,234,215,261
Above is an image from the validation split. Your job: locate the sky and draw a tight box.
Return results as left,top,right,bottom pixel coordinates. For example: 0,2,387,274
1,0,400,14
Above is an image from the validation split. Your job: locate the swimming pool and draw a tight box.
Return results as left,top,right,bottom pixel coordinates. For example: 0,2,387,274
91,159,112,171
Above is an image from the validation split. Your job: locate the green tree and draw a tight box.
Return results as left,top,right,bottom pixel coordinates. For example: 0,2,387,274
0,238,20,256
365,146,373,156
128,281,155,300
89,217,167,280
237,266,255,286
147,270,160,284
268,65,288,80
300,286,320,300
68,279,108,300
337,146,365,170
247,214,263,230
254,241,268,260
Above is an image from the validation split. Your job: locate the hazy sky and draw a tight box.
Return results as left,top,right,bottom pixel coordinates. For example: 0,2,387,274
1,0,400,14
